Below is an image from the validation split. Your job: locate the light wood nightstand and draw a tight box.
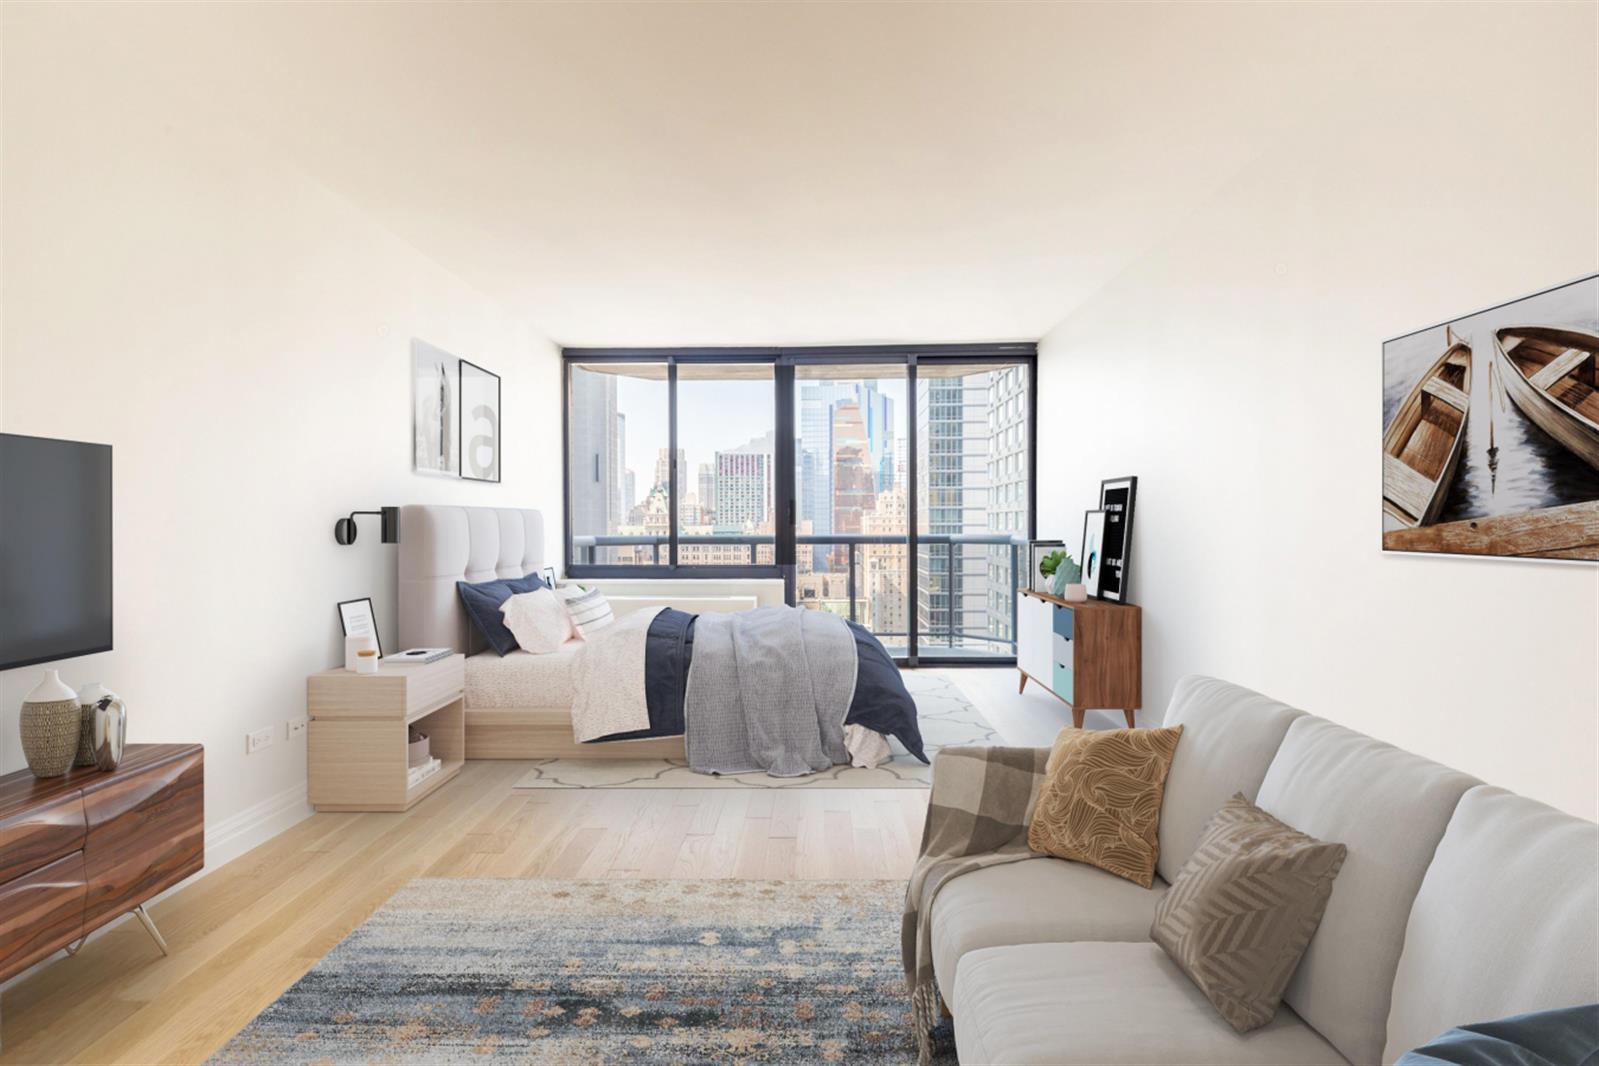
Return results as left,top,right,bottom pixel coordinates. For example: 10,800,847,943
306,654,465,812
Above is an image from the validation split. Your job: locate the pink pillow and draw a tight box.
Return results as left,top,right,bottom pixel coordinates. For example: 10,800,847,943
499,588,571,654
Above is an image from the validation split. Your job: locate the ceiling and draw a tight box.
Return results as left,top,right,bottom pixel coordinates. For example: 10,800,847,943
65,2,1396,347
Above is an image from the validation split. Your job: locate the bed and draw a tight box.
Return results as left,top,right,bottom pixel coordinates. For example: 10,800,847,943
399,505,741,759
396,504,924,771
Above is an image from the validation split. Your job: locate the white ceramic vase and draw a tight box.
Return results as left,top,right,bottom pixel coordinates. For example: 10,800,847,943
20,670,81,778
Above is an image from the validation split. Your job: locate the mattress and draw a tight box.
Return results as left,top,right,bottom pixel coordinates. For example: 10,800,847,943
466,642,585,708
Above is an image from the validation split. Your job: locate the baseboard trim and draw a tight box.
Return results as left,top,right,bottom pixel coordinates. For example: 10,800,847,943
205,782,315,871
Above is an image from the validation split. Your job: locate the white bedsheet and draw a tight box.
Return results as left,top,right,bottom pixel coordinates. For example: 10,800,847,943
465,642,586,708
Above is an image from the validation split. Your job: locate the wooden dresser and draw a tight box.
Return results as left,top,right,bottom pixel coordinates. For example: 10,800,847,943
0,744,203,983
1017,590,1142,728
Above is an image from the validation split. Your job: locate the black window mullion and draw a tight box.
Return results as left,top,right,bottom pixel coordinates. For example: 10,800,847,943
774,359,797,603
667,357,678,568
906,355,919,667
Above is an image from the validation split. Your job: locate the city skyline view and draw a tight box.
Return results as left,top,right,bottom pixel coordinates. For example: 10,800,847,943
568,361,1029,657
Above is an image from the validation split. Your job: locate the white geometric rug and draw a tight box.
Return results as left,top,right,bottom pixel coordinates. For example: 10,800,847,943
510,671,998,790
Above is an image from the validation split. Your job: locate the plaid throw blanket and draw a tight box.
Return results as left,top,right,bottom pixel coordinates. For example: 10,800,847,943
902,744,1050,1063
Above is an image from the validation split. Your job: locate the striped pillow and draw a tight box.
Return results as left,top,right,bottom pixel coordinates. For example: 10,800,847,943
556,585,615,639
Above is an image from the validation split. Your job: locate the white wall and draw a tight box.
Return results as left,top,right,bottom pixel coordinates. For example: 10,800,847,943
1037,3,1598,818
0,4,563,861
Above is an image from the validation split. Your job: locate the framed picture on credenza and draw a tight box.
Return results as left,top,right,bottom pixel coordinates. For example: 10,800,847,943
1098,475,1137,602
1081,510,1106,599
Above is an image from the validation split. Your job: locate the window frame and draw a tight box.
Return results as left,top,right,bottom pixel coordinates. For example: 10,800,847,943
561,343,1038,664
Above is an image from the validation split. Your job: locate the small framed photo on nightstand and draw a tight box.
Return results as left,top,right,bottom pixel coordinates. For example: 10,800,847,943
337,597,383,658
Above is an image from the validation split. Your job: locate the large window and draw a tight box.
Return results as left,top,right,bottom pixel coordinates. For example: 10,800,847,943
916,363,1030,657
567,363,668,566
563,346,1034,663
678,364,776,566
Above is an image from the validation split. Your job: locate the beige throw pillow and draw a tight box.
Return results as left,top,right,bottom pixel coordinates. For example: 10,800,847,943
1152,793,1347,1033
1026,725,1184,889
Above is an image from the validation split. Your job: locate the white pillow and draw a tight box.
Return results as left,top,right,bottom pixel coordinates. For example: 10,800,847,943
499,588,572,654
556,585,615,639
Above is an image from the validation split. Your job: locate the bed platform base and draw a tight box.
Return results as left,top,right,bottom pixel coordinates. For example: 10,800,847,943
465,706,687,760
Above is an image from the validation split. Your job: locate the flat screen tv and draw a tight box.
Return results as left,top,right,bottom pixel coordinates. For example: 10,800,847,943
0,433,113,670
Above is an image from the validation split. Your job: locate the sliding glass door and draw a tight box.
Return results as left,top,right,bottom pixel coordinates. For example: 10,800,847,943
791,364,910,656
915,362,1030,659
563,346,1034,663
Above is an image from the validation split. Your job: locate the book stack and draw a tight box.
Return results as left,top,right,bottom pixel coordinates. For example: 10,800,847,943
407,756,442,790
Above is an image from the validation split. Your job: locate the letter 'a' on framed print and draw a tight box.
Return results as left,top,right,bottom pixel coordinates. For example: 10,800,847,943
459,358,501,483
1081,510,1107,599
1098,475,1138,602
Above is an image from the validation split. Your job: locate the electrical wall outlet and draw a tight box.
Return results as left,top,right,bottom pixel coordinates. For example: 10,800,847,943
246,727,274,754
286,716,308,741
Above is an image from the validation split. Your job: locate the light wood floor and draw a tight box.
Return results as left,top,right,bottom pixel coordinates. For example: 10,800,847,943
0,761,930,1065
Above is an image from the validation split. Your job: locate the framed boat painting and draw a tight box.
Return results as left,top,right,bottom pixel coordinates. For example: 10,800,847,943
1382,273,1599,562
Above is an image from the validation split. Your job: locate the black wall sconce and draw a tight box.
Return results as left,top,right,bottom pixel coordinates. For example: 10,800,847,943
334,507,399,546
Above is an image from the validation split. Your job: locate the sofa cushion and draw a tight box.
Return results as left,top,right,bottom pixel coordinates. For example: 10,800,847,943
1156,676,1304,884
952,941,1347,1065
1153,794,1348,1032
1254,717,1478,1066
1027,725,1184,887
930,856,1169,996
1382,786,1599,1064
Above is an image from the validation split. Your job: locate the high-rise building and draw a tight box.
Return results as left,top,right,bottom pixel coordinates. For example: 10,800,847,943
697,462,716,525
798,380,894,569
654,448,687,496
916,372,994,652
616,411,628,514
862,486,907,647
568,368,620,562
985,365,1029,644
830,401,875,562
713,431,774,532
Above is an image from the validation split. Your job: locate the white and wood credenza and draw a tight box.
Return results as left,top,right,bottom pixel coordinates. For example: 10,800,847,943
1016,589,1142,728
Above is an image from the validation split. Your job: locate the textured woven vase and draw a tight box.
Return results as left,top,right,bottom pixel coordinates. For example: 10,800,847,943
21,670,81,778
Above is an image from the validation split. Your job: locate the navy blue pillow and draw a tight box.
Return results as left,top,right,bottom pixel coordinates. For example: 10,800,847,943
457,572,547,656
1397,1005,1599,1066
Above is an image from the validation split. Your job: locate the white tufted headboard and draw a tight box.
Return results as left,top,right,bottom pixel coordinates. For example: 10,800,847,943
397,505,545,652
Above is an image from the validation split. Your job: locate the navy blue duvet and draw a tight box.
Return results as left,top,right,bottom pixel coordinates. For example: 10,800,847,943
585,608,928,763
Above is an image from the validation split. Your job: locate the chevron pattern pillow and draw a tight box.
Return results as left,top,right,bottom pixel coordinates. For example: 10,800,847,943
1152,793,1347,1032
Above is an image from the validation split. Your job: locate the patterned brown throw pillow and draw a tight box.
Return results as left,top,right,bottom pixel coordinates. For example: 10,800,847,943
1026,725,1184,888
1151,793,1347,1033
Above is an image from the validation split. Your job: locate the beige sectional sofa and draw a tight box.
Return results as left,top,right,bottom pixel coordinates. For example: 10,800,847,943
933,676,1599,1065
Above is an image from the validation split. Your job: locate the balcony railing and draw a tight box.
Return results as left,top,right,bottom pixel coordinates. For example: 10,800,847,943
571,531,1024,660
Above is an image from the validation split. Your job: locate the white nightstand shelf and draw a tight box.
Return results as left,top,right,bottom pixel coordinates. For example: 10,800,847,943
306,654,466,812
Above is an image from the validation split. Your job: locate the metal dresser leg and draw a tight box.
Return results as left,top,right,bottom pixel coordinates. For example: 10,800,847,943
132,904,169,956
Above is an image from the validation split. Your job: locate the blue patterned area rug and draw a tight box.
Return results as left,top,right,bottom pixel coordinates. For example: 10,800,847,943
212,878,941,1065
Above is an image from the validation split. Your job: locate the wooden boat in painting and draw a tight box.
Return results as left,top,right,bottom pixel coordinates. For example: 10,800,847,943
1493,325,1599,473
1383,334,1472,529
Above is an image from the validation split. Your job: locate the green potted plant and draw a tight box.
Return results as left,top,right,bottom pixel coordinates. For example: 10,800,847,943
1039,549,1082,597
